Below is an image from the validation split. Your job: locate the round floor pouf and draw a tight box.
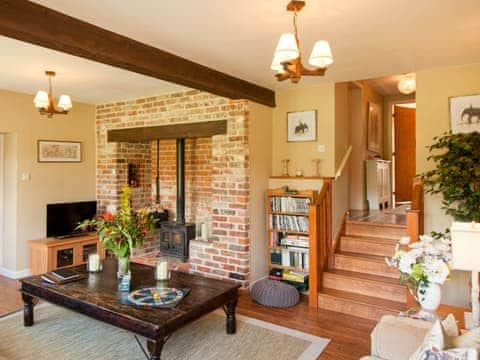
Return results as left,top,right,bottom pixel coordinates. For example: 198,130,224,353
250,278,299,308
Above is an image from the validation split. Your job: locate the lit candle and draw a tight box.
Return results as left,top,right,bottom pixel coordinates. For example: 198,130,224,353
155,260,169,281
88,253,100,272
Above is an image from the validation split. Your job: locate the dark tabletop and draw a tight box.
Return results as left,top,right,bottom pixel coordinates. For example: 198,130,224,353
20,259,240,338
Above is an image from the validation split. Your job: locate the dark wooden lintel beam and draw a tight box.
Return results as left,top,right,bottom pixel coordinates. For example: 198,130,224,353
107,120,227,143
0,0,275,107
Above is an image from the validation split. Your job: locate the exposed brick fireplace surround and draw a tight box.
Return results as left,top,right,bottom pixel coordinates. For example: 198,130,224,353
96,90,254,285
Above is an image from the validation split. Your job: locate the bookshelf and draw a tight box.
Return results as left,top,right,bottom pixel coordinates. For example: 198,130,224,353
266,188,318,296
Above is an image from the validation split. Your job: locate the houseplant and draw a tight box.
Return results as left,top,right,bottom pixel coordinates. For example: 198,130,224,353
386,235,452,313
421,131,480,326
78,185,154,281
421,131,480,222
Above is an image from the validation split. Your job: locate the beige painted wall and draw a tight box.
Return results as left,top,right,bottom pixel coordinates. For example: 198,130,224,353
272,84,335,177
0,89,96,272
416,63,480,307
335,83,350,170
333,83,350,237
249,102,273,281
348,82,385,210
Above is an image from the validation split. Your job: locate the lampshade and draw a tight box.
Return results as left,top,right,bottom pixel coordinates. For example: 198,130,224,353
451,222,480,271
397,74,416,95
33,90,49,109
58,95,72,111
308,40,333,68
271,33,299,71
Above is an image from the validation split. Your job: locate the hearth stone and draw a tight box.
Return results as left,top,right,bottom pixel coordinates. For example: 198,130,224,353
159,222,195,261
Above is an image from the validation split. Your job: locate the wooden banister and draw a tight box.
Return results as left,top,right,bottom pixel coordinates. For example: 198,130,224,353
406,179,424,243
406,179,424,308
308,179,332,307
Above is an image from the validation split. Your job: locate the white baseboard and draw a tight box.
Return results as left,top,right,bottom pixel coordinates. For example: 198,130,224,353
0,266,31,279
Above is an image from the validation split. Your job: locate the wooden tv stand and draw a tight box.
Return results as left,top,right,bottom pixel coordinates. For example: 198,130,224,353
29,233,105,275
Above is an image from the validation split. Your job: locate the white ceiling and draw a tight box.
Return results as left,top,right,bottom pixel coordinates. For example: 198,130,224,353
30,0,480,90
1,0,480,104
0,36,186,104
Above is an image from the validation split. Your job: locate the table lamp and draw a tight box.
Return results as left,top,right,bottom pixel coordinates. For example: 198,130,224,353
451,222,480,329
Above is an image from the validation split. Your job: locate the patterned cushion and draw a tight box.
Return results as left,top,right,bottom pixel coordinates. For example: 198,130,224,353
250,279,299,308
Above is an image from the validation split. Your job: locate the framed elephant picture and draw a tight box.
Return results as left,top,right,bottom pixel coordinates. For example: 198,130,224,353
450,94,480,134
287,110,317,142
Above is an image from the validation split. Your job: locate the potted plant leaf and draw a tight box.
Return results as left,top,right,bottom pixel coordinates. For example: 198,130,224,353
421,131,480,324
78,185,155,290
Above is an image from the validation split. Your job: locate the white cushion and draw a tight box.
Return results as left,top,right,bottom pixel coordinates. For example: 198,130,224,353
452,327,480,350
409,320,445,360
371,315,432,360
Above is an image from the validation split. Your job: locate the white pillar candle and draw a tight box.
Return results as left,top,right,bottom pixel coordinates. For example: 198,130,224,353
156,261,169,280
88,253,100,272
201,223,208,240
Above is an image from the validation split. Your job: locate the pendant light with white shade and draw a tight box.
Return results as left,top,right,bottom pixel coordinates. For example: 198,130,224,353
271,1,333,83
34,71,72,118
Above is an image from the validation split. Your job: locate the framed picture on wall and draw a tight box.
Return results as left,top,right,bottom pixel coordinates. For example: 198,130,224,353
449,94,480,134
367,102,382,153
287,110,317,142
38,140,82,163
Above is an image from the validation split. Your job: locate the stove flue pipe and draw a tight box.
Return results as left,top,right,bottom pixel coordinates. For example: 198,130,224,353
176,138,186,225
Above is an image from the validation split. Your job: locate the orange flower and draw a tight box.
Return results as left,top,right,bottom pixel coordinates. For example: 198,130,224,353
103,212,114,221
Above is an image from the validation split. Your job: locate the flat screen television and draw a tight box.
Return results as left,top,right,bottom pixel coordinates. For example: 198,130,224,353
46,201,97,238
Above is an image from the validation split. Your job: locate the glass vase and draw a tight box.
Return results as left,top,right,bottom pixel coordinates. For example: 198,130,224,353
117,256,131,292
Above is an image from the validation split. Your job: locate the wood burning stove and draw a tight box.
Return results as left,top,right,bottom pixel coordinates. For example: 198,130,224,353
159,138,196,261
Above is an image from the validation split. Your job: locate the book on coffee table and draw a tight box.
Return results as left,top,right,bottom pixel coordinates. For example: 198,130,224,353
41,268,85,285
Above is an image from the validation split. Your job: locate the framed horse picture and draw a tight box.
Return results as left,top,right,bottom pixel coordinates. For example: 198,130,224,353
287,110,317,142
449,94,480,134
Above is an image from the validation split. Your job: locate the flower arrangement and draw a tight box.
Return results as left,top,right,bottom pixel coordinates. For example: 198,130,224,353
386,235,452,294
78,185,154,274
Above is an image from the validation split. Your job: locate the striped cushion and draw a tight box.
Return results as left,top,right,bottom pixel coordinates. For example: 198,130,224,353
250,279,299,308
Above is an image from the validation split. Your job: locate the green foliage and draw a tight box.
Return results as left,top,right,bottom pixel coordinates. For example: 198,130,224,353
77,185,154,259
421,131,480,222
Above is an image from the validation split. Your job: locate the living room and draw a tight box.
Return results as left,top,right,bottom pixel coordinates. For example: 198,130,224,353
1,1,480,359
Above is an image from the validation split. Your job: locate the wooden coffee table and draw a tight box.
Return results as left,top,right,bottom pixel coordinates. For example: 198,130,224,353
20,259,240,360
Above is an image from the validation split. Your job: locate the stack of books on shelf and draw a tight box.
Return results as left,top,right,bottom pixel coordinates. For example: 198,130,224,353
270,196,310,214
269,214,309,232
280,235,309,248
268,268,309,292
269,232,309,248
270,247,309,271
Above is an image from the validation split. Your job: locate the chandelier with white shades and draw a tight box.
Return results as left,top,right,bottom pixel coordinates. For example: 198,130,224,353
33,70,72,118
271,1,333,83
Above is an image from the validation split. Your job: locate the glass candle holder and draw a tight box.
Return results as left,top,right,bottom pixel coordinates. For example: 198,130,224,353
155,257,170,281
87,253,103,273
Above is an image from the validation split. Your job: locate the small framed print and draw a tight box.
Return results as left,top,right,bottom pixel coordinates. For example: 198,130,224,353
38,140,82,163
449,94,480,134
367,102,382,154
287,110,317,142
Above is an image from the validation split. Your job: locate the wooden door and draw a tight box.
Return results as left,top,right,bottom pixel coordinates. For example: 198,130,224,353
393,106,416,203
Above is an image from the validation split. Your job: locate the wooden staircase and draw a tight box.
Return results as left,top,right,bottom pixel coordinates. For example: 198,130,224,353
317,215,409,321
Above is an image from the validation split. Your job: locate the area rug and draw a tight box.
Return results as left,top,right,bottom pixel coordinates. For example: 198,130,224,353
0,304,329,360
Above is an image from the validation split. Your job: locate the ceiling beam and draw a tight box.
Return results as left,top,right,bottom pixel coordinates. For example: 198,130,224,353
107,121,227,143
0,0,276,107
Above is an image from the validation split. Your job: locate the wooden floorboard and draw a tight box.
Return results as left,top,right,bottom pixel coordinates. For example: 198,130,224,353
0,275,374,359
237,291,375,359
0,276,22,316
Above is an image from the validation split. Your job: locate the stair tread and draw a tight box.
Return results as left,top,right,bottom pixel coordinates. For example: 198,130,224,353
319,288,407,311
324,269,404,286
346,219,407,229
336,251,389,262
341,235,399,244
